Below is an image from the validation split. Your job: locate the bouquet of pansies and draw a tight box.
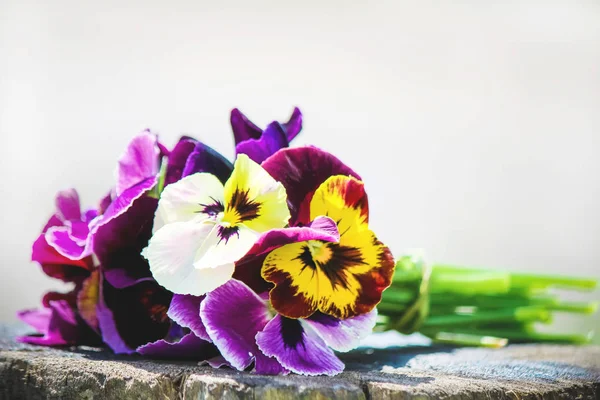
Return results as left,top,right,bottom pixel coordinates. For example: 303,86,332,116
20,108,597,376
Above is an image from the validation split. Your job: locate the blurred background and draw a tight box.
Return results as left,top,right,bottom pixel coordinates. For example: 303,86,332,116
1,1,598,340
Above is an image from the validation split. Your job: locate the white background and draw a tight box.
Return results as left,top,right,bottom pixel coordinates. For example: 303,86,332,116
1,1,599,339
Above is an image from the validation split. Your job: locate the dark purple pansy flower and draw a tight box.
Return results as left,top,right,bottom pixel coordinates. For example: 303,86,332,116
232,108,303,164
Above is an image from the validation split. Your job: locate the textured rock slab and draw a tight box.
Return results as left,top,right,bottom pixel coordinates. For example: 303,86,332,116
1,324,599,399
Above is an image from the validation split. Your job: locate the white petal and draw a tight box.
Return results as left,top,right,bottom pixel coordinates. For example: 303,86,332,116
153,173,224,233
193,224,260,270
142,221,234,295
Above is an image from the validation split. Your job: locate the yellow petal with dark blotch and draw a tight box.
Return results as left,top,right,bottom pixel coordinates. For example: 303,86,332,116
222,154,290,232
263,175,395,320
309,175,369,239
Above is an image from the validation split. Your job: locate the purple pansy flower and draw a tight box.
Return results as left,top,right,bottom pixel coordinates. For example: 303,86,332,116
21,189,104,345
194,216,376,375
200,278,377,376
232,108,303,164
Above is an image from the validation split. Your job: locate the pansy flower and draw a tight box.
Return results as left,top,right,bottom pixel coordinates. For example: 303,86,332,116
232,108,303,164
235,146,395,321
142,154,290,296
200,278,377,375
20,189,105,345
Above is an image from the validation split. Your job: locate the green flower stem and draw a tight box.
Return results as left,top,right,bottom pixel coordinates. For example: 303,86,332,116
378,255,598,347
422,306,552,327
433,332,507,348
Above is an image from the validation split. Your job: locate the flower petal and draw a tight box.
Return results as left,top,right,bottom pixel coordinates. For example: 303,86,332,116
17,300,99,347
304,309,377,352
233,216,340,294
282,107,303,141
32,235,91,282
116,131,160,196
262,238,393,320
201,280,285,374
235,122,289,164
45,226,90,260
99,176,158,229
310,175,395,318
193,224,260,270
55,189,81,221
167,294,210,341
230,108,263,144
255,315,344,376
66,220,89,246
261,147,360,225
97,276,172,354
77,270,100,332
309,175,369,236
137,333,218,360
153,173,225,233
164,138,195,186
143,221,235,296
183,141,234,185
32,234,89,269
94,195,157,288
223,154,290,233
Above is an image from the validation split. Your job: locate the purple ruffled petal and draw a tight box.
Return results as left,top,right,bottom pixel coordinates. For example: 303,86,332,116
282,107,302,141
17,300,99,347
83,209,99,224
167,294,210,341
45,226,90,260
202,355,232,369
261,146,361,225
18,307,51,332
116,131,160,196
235,122,289,165
55,189,81,221
233,216,339,294
304,310,377,352
230,108,263,144
42,214,63,233
97,275,172,354
94,195,157,288
255,315,344,376
32,235,92,282
98,191,113,215
182,141,233,185
66,220,90,245
200,280,285,374
93,176,157,238
137,333,217,360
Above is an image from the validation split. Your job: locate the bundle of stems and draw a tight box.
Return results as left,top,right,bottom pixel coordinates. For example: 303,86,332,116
378,255,598,348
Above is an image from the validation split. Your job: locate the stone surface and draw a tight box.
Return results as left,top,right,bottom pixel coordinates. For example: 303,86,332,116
1,324,599,399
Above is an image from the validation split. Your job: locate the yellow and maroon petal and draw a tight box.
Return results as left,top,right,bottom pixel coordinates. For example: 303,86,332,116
263,175,394,320
309,175,369,238
261,147,361,225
